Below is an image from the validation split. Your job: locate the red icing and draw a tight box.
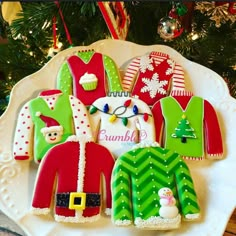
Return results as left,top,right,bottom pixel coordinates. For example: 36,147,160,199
32,140,114,219
39,89,62,97
67,53,106,106
152,92,223,158
15,155,29,160
132,56,173,106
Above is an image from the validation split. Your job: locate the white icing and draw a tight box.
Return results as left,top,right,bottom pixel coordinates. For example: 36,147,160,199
185,213,201,220
114,219,132,226
105,208,111,215
77,138,86,193
55,214,100,223
79,72,98,84
69,95,94,139
31,207,50,215
90,96,156,159
132,141,160,150
13,101,33,158
134,215,181,229
66,135,93,143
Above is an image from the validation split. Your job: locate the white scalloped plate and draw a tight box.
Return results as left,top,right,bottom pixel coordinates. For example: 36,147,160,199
0,39,236,236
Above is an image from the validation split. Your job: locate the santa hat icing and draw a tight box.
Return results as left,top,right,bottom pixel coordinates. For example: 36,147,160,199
36,112,63,135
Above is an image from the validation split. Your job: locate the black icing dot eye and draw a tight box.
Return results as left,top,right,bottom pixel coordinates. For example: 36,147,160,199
54,133,58,136
48,133,52,137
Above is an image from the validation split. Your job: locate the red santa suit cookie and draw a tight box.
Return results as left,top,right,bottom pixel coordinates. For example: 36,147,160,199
31,135,115,223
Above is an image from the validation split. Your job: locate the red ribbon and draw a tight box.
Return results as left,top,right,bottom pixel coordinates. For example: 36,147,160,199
52,16,58,49
54,1,73,46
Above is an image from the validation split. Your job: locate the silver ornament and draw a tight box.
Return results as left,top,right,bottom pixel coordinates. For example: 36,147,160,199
157,16,183,40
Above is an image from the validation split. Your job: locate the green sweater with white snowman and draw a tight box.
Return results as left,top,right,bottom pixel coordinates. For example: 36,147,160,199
111,142,200,230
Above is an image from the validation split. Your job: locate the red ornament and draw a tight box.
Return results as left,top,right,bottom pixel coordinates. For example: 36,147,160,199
143,113,149,122
124,99,131,107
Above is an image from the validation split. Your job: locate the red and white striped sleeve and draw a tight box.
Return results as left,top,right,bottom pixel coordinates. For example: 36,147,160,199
122,57,140,91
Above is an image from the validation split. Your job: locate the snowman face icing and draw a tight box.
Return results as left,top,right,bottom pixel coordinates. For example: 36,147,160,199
44,131,63,144
158,187,173,197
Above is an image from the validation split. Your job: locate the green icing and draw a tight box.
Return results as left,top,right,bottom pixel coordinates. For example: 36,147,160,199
57,63,73,95
112,146,200,223
103,55,122,92
161,96,204,158
29,94,73,162
172,114,196,143
77,51,95,62
57,51,122,97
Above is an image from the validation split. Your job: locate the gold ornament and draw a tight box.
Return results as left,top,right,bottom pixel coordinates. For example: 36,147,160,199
1,2,23,25
195,1,236,27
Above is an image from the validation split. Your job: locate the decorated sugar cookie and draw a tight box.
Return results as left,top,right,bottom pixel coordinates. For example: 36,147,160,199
152,90,223,160
36,112,64,144
13,89,92,163
31,135,115,223
122,51,185,106
57,50,123,106
89,91,156,158
111,142,200,230
158,188,179,219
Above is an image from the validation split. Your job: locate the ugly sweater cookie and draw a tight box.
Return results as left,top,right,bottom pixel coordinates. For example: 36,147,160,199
57,50,123,106
13,89,92,163
111,142,200,230
31,135,115,223
122,51,185,106
152,90,223,160
89,92,156,158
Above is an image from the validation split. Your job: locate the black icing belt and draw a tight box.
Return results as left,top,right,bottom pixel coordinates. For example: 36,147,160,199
56,192,101,208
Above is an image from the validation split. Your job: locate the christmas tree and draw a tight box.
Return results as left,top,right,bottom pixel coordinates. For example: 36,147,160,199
171,114,196,143
0,1,235,115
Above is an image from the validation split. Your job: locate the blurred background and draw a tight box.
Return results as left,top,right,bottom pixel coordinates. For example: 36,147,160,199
0,1,235,115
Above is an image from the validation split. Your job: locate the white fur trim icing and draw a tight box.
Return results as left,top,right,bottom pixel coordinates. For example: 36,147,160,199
55,214,100,223
77,138,86,193
105,208,111,216
114,219,132,226
31,207,50,215
132,141,160,150
66,135,93,143
134,215,181,229
41,125,63,134
185,213,200,220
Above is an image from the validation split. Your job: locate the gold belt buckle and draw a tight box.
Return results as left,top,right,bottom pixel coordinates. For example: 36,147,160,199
69,192,86,210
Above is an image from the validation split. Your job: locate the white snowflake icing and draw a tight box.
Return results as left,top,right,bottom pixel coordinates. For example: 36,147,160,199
166,59,175,75
140,55,154,73
141,73,168,98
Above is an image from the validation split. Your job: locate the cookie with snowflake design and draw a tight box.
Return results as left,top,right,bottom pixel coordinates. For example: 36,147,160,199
122,51,185,106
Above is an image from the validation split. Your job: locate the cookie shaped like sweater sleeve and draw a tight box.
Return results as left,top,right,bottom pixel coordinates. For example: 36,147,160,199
13,101,33,161
174,158,200,219
203,100,223,158
69,95,93,140
111,157,133,225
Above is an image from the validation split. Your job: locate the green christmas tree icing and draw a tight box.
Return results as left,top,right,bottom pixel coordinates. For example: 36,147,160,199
171,114,196,143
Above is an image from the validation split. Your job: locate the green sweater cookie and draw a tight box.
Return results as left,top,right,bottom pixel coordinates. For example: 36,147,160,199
112,142,200,230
